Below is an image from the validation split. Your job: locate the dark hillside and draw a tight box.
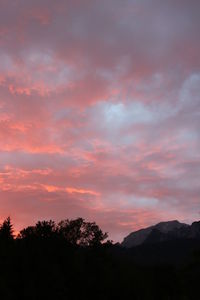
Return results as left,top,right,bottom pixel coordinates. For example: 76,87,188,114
0,217,200,300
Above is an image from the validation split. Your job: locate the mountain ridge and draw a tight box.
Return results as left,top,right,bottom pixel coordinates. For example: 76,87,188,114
121,220,200,248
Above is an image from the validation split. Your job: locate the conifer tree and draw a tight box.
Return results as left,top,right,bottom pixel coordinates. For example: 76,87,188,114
0,217,14,240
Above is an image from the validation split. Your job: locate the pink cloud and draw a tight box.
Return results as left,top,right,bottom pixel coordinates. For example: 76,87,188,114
0,0,199,241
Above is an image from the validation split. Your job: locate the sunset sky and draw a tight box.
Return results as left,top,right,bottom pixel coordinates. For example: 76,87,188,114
0,0,200,241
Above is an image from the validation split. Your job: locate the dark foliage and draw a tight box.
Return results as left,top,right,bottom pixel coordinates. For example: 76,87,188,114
0,217,200,300
0,216,14,241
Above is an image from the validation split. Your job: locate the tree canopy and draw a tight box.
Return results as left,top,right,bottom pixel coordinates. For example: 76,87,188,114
17,217,108,246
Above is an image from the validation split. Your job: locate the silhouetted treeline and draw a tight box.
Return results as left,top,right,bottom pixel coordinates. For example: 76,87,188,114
0,217,200,300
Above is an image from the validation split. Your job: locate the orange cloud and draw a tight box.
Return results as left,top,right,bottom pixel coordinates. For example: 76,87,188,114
66,187,100,196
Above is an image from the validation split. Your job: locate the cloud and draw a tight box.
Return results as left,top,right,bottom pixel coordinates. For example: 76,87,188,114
0,0,199,241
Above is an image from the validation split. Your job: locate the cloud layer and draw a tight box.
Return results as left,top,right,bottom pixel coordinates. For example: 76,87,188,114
0,0,200,241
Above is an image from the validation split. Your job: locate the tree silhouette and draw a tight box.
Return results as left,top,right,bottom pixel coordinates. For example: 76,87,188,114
18,217,108,247
57,218,108,246
35,220,56,238
0,217,14,241
57,218,85,245
81,221,108,246
19,220,56,240
18,225,35,240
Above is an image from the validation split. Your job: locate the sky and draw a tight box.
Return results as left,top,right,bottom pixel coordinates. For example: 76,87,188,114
0,0,200,241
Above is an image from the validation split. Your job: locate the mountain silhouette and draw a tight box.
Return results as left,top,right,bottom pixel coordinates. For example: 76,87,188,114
121,220,200,248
